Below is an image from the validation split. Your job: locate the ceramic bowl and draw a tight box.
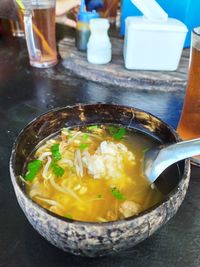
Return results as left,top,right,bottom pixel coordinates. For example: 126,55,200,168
10,104,190,257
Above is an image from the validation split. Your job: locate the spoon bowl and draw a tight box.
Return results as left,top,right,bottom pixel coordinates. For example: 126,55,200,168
144,138,200,183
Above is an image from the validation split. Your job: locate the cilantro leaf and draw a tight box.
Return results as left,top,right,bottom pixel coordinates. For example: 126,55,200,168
87,125,99,131
25,159,42,181
111,187,126,200
108,126,117,135
51,161,64,177
51,144,61,161
108,126,126,140
113,128,126,140
79,143,89,150
64,214,73,219
82,133,89,141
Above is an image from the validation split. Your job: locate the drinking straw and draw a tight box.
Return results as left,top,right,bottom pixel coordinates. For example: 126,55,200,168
16,0,24,10
17,7,24,29
15,0,55,57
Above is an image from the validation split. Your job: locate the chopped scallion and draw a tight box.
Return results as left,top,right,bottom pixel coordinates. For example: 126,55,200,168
64,214,73,219
25,159,42,181
108,126,116,135
51,161,64,177
82,133,89,141
51,144,61,161
108,126,126,140
110,187,126,200
79,143,89,150
87,125,99,131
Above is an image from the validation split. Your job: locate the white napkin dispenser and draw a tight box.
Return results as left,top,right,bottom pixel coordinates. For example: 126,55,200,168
123,17,188,71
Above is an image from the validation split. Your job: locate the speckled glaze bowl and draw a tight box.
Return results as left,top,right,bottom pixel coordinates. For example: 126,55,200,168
10,104,190,257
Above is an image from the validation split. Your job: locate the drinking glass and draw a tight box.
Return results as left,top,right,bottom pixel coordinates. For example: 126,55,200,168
22,0,57,68
10,20,24,37
9,6,24,37
177,27,200,165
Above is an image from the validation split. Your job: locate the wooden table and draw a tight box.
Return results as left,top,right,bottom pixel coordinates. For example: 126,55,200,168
0,26,199,267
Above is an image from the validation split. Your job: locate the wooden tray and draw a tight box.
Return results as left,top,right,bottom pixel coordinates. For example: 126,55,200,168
58,36,189,91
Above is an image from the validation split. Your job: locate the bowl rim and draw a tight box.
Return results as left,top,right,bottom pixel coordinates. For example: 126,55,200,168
10,103,190,226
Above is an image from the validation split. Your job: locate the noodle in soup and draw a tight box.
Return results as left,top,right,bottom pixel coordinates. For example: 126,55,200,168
22,125,163,222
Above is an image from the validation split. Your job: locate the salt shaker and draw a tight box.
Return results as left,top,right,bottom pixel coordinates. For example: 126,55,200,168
87,18,112,64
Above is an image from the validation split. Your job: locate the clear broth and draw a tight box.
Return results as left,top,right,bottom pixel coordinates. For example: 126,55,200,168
24,125,163,222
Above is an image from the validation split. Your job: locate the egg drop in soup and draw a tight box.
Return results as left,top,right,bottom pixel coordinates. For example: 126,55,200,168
22,125,163,222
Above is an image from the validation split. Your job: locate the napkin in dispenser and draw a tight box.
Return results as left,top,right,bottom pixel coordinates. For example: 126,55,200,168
123,0,188,71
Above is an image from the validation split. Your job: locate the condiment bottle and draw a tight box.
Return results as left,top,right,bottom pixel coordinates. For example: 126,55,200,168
76,0,99,51
87,18,112,64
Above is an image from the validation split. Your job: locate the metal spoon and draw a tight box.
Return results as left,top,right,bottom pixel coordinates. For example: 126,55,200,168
144,138,200,183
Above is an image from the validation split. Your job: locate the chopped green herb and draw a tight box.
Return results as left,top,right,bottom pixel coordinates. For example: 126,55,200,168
142,148,149,154
82,133,89,141
79,143,89,150
51,144,61,161
51,161,64,177
114,128,126,140
108,126,126,140
25,159,42,181
108,126,117,135
87,125,99,131
97,194,103,199
111,187,126,200
64,214,73,219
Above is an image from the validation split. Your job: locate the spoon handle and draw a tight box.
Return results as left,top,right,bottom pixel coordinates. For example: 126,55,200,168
145,138,200,183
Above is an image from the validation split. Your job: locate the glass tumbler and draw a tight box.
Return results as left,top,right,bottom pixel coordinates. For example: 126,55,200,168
177,27,200,165
22,0,58,68
9,5,24,37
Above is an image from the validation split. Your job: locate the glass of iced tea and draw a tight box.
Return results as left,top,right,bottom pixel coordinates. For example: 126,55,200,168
23,0,57,68
10,20,24,37
9,7,24,37
177,27,200,165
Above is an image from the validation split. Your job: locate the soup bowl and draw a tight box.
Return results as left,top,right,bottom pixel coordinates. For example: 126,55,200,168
10,104,190,257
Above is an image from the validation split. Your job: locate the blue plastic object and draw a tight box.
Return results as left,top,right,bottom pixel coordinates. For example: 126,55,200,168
86,0,103,10
121,0,200,47
78,0,99,22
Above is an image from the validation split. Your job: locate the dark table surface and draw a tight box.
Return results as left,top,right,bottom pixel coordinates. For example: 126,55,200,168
0,27,200,267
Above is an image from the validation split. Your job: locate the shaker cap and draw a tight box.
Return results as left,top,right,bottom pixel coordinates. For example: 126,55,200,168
78,10,99,23
78,0,99,22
